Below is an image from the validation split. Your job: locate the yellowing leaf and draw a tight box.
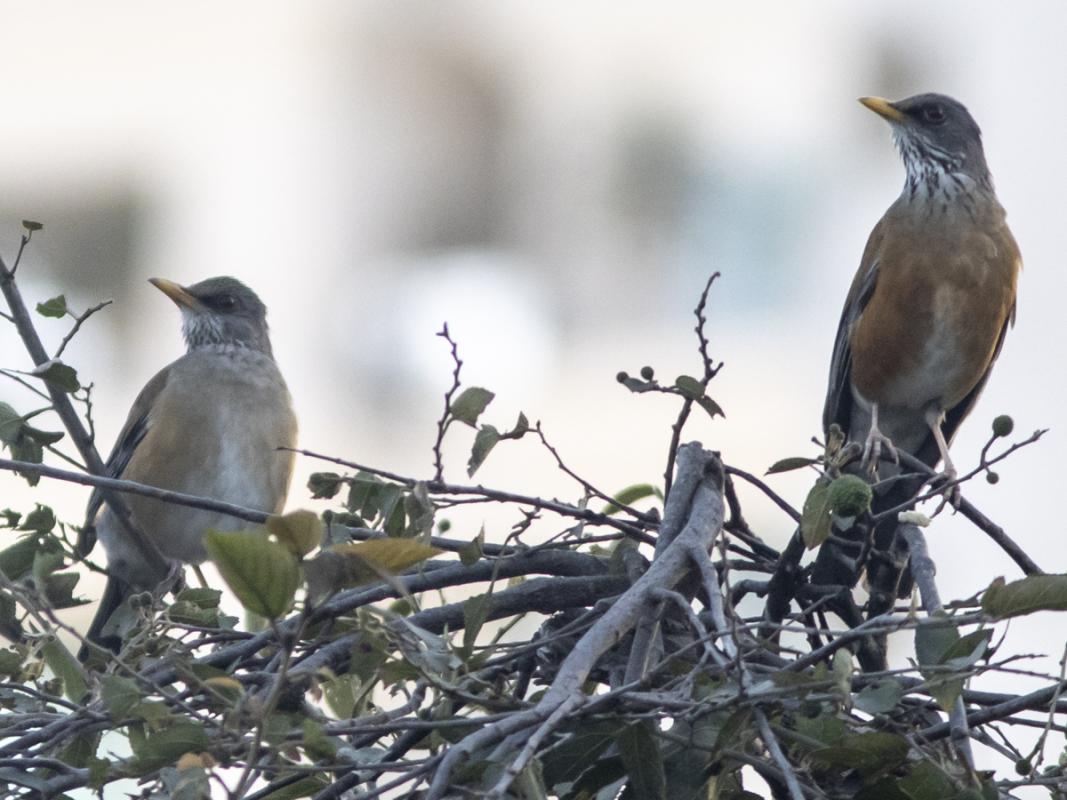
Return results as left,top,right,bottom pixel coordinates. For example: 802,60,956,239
304,538,441,602
330,538,440,577
267,510,324,557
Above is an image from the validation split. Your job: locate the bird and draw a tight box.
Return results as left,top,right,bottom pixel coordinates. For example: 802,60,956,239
78,277,297,659
812,94,1020,605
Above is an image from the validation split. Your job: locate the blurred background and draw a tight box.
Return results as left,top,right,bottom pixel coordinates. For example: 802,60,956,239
1,0,1065,791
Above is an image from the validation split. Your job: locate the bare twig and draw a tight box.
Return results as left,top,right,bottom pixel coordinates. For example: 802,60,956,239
289,447,654,543
664,272,722,499
54,299,113,359
432,323,462,483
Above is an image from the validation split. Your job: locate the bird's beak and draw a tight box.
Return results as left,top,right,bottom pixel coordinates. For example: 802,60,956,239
859,96,906,124
149,278,202,310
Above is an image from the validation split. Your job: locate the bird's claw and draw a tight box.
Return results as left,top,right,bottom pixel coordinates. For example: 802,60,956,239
932,467,962,513
861,429,899,477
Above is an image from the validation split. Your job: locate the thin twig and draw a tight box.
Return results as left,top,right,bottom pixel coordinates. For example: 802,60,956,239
54,299,113,359
432,323,462,483
289,447,654,543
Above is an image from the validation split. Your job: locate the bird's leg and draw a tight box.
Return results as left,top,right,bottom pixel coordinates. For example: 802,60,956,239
861,403,899,477
926,408,961,509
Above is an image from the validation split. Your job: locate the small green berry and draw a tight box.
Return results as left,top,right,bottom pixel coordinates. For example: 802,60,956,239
827,474,873,517
1014,758,1031,776
437,519,452,533
986,471,1000,485
992,415,1014,438
640,366,655,381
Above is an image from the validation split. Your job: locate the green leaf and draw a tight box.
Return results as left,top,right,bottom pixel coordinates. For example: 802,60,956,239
541,722,618,787
914,615,959,667
256,776,330,800
168,600,221,627
346,474,381,515
42,570,80,608
23,425,64,446
10,436,43,484
467,424,500,477
383,498,406,537
662,713,730,800
35,295,68,318
450,386,495,427
0,647,24,679
506,412,530,438
39,638,87,701
853,680,904,715
19,505,55,534
673,375,705,400
619,375,654,393
766,456,819,475
128,721,210,774
801,480,833,549
459,527,485,567
981,574,1067,619
915,614,964,710
810,732,909,777
175,588,222,609
0,403,24,445
57,731,102,770
0,535,42,580
301,718,338,761
793,711,845,747
203,530,301,620
462,592,491,659
940,628,993,669
601,483,659,515
100,674,142,717
616,721,665,800
21,220,43,232
695,395,725,420
307,472,343,499
31,359,80,393
896,759,958,799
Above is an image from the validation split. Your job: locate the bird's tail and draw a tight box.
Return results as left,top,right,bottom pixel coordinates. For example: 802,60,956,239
78,574,131,662
809,471,928,671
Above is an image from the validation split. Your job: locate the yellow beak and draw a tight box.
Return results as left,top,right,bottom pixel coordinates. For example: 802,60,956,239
149,278,202,310
859,96,906,124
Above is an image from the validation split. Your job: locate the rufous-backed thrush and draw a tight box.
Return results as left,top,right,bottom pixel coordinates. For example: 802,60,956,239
813,93,1020,601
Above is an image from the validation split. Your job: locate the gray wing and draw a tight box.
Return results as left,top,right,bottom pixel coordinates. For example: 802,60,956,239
822,257,879,437
938,299,1015,452
76,367,171,557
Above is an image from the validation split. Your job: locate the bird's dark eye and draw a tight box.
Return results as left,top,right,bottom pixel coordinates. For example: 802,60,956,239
923,104,947,125
211,294,237,311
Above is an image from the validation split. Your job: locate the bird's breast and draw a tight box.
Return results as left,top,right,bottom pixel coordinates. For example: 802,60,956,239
849,210,1018,418
109,349,297,570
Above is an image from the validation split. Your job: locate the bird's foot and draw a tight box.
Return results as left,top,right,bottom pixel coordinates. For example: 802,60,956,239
932,466,962,513
861,428,898,478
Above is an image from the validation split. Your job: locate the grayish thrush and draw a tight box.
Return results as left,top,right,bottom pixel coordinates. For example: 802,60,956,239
78,277,297,658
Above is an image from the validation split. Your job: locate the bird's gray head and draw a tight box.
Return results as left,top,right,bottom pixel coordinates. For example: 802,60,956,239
149,276,273,356
861,93,992,196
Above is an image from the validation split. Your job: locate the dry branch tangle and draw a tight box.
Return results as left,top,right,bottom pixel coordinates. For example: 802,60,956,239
426,442,726,798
